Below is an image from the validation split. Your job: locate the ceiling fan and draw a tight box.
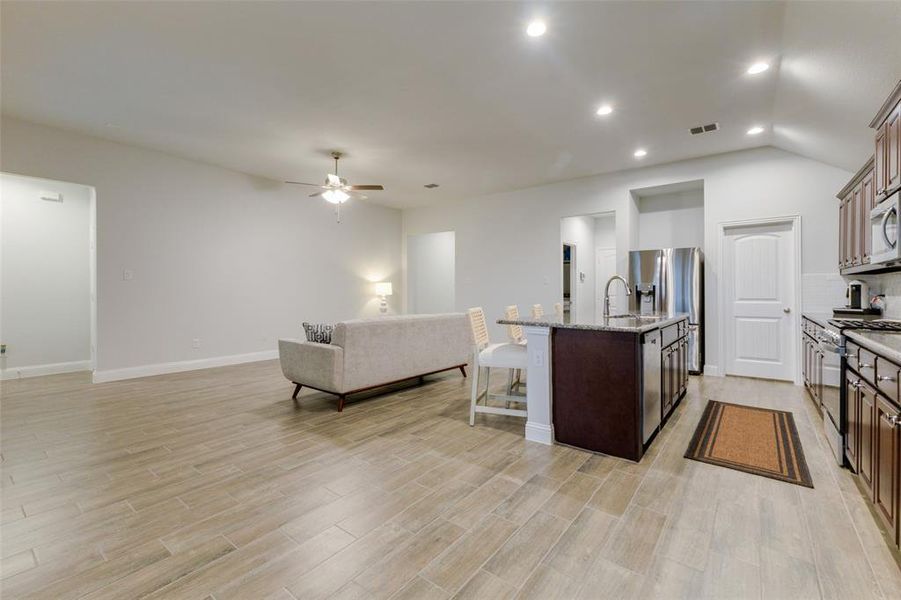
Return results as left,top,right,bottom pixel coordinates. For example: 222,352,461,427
286,151,384,222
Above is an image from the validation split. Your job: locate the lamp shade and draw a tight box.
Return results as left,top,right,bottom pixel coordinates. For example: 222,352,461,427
375,282,393,296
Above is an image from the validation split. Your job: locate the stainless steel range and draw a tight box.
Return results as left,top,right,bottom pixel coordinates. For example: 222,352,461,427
816,318,901,465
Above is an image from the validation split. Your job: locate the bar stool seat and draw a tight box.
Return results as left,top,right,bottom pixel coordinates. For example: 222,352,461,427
478,342,527,369
467,307,528,426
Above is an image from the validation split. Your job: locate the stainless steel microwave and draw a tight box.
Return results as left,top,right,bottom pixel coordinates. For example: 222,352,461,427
871,191,901,265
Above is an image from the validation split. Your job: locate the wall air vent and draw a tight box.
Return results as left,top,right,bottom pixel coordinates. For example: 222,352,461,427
689,122,720,135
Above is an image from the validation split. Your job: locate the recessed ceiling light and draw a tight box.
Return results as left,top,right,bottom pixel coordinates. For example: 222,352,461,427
526,20,547,37
633,149,647,158
596,104,613,116
747,126,765,135
747,62,769,75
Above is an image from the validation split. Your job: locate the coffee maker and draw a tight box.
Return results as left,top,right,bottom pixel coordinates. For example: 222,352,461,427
846,280,870,309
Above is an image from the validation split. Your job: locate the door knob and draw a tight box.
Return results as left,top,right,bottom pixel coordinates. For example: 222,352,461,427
783,307,791,314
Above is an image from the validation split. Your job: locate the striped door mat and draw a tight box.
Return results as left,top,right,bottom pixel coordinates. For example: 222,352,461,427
685,400,813,488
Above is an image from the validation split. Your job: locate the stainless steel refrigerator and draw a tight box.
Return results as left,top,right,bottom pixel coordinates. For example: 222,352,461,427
629,248,704,374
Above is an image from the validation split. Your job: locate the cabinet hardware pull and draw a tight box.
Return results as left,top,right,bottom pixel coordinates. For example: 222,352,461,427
878,375,896,383
859,363,873,369
880,414,899,427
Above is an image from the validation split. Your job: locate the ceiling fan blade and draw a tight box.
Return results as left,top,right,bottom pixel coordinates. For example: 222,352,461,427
285,181,323,187
348,185,384,191
309,191,325,198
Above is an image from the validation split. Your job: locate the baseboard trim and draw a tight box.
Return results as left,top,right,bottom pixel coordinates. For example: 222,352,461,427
1,360,92,380
703,364,721,377
525,422,554,446
92,350,278,383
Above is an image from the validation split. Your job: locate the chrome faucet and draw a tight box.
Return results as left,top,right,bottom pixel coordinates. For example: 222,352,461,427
604,275,633,318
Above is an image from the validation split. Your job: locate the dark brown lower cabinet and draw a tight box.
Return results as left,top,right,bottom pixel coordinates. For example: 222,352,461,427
847,372,861,472
860,381,877,497
874,396,899,544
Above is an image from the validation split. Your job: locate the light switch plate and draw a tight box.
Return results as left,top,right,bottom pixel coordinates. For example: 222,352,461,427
123,269,134,281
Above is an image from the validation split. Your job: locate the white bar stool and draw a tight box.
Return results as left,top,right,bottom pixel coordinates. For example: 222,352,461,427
554,302,564,321
467,307,528,426
531,304,544,319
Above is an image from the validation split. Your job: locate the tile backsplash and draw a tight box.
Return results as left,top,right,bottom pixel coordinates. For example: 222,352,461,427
803,273,847,313
857,272,901,318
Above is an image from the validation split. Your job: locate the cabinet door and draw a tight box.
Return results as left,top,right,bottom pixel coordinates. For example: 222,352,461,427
839,198,847,269
847,372,861,472
862,169,876,264
852,183,862,265
874,396,899,544
816,349,824,406
802,337,810,387
876,123,888,198
860,381,878,497
888,104,900,193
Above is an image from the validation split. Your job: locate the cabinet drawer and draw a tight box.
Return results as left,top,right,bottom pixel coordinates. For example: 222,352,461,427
847,341,861,371
661,324,679,347
876,356,901,404
858,348,878,385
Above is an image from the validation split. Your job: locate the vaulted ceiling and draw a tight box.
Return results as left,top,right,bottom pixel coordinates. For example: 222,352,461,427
2,1,899,208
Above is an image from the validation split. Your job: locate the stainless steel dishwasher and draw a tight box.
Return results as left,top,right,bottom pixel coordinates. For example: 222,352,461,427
641,329,662,443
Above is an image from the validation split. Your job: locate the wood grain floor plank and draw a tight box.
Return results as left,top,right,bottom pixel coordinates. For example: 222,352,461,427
2,366,898,600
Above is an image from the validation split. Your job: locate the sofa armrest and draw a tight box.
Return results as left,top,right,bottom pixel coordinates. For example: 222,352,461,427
278,339,344,393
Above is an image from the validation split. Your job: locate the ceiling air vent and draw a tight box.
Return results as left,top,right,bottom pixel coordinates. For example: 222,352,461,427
424,183,439,189
689,122,720,135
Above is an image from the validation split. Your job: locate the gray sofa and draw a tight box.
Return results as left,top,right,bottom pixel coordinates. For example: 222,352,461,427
278,313,471,411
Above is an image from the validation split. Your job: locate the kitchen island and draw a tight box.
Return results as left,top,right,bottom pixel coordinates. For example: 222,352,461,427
498,313,690,461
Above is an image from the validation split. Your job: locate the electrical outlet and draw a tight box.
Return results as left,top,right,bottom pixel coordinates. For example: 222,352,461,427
123,269,134,281
192,338,201,349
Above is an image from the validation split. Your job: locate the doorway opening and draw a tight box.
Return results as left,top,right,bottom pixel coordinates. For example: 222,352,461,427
562,243,576,323
561,212,617,324
406,231,455,314
1,172,97,379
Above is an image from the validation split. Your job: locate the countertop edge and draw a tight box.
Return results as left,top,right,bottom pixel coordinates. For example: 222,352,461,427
845,330,901,364
497,313,689,333
801,312,832,328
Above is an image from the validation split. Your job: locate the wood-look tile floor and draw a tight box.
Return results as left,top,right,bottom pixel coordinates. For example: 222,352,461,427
2,362,900,599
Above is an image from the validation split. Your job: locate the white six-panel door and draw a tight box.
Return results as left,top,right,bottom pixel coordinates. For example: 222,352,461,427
724,221,796,381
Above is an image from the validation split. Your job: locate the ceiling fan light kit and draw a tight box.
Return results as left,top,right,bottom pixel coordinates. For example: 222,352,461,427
285,151,384,222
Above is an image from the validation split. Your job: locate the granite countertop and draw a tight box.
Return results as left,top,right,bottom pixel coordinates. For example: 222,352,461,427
802,312,833,328
845,330,901,363
498,313,689,333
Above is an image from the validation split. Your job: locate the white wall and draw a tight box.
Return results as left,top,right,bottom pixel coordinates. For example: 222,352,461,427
637,189,704,249
403,146,850,375
1,174,93,376
0,117,403,380
594,214,616,249
407,231,455,314
560,216,595,321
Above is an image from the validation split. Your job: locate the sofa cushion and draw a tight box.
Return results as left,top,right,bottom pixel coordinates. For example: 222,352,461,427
303,322,334,344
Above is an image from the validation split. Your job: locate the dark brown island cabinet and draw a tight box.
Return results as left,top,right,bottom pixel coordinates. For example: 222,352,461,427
839,80,901,276
552,318,689,462
841,336,901,552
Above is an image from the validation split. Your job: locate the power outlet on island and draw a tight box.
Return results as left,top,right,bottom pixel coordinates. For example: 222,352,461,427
192,338,201,349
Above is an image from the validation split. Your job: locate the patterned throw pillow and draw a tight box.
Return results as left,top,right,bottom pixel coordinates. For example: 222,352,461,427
302,322,333,344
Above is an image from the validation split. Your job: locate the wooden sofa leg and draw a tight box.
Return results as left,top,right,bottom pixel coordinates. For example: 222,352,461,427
338,395,346,412
459,365,467,378
292,383,302,400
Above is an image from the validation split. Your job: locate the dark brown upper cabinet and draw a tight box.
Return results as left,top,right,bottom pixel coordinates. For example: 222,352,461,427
837,157,874,274
870,80,901,202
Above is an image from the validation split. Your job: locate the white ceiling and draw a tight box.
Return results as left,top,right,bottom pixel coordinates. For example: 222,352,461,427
2,1,898,209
